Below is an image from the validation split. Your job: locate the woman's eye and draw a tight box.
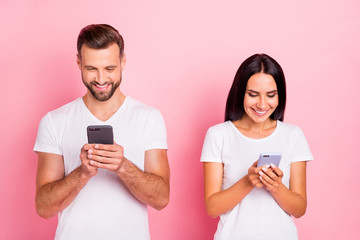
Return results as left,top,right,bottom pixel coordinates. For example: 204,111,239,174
248,93,257,97
267,94,277,98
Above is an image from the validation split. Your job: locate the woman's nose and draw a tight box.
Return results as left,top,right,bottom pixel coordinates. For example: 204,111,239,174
257,96,266,109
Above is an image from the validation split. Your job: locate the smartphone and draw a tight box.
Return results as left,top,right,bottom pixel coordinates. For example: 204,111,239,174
257,152,282,167
87,125,114,144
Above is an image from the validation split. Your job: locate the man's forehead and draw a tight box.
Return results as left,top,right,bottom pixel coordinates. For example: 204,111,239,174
80,43,120,57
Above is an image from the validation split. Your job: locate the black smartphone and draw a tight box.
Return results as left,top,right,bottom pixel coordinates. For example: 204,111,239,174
87,125,114,144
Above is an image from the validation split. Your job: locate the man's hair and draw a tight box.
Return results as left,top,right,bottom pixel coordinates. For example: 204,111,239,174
225,53,287,122
77,24,124,59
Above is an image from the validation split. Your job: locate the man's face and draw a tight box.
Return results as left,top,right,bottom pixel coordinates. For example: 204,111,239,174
77,43,126,102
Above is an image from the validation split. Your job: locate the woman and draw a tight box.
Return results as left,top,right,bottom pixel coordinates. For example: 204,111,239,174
201,54,313,240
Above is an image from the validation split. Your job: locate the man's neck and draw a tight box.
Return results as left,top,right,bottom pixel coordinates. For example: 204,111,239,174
82,90,126,122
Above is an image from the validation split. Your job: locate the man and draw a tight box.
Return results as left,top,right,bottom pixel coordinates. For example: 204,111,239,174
34,24,170,240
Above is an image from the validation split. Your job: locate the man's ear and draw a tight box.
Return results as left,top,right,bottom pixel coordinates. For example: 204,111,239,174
76,54,81,70
120,53,126,70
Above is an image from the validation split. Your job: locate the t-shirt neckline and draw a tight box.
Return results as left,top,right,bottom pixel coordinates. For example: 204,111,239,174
228,120,280,142
80,96,128,124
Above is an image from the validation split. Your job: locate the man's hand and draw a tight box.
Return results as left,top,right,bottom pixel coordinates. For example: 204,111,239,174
83,142,169,210
85,142,124,173
80,144,99,177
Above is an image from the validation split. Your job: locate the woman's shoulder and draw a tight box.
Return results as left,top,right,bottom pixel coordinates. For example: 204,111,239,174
277,121,305,136
203,121,235,141
207,121,233,133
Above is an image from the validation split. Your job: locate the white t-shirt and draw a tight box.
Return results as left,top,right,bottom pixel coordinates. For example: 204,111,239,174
200,120,313,240
34,97,167,240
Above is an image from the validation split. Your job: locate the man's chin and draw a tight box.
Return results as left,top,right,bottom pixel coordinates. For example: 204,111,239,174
85,81,120,102
93,93,112,102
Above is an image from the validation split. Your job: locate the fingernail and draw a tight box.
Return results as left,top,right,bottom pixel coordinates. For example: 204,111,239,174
90,160,94,165
262,167,268,172
259,175,263,180
95,145,99,149
88,149,93,154
270,163,276,168
259,171,264,175
88,155,92,159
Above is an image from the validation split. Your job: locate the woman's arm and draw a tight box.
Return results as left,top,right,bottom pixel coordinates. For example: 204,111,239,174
259,161,307,218
203,161,262,218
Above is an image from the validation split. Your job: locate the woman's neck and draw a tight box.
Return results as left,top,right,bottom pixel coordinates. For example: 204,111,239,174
232,115,277,139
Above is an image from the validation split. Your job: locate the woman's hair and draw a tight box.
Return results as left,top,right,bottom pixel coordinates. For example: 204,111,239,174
225,53,286,122
77,24,124,60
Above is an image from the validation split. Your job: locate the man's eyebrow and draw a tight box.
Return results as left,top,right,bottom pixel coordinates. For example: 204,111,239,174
84,65,96,68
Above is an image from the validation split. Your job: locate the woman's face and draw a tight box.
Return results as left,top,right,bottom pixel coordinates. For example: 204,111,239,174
243,73,279,124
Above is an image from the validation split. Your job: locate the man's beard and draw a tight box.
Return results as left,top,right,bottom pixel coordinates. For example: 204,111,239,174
82,76,121,102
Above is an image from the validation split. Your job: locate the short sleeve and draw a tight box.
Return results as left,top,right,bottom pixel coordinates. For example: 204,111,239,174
290,127,314,163
200,126,223,163
33,113,62,155
144,109,168,151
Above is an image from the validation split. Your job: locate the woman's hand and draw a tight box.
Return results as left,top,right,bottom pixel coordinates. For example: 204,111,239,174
259,164,284,192
259,162,308,218
248,161,264,188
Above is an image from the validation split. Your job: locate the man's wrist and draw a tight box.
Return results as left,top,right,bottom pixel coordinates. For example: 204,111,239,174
115,157,130,176
76,166,93,183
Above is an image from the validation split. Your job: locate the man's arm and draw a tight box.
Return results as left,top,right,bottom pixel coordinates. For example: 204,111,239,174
87,144,170,210
35,145,98,219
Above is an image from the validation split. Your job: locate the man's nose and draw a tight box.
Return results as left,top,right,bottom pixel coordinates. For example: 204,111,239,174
96,71,106,84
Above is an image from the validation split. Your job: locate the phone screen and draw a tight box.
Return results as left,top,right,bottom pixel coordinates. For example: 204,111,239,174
257,153,282,167
87,125,114,144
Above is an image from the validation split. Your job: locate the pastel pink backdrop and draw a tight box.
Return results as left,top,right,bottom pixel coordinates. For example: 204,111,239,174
1,0,359,239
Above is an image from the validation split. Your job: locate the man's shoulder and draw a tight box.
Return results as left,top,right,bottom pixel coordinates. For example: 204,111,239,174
45,98,82,120
125,96,160,114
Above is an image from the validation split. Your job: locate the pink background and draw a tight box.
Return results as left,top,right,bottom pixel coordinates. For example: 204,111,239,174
1,0,359,239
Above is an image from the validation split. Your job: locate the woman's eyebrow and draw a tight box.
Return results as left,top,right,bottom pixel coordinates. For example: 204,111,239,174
246,89,278,93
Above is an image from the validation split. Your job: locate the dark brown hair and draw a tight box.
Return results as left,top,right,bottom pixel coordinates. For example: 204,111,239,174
77,24,124,59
